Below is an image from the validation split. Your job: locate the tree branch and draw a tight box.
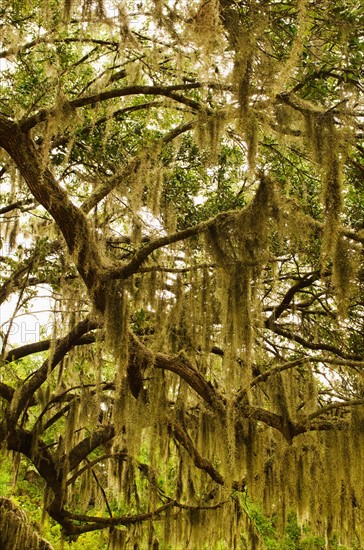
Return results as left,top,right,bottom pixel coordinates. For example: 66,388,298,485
154,352,225,412
4,429,62,499
171,420,246,491
0,199,34,215
52,501,176,536
0,36,121,59
6,317,99,426
268,322,363,361
4,334,97,364
22,85,203,130
0,253,36,306
306,398,364,422
65,426,115,472
0,382,15,402
111,212,231,279
66,452,127,486
81,121,194,214
0,115,110,307
250,357,307,389
265,272,320,327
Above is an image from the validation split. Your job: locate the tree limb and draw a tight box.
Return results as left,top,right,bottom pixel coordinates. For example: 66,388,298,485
22,85,203,130
171,419,246,491
265,272,320,327
0,114,112,309
5,317,99,426
4,333,97,364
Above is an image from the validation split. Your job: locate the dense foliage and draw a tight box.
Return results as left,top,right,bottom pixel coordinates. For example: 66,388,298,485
0,0,363,548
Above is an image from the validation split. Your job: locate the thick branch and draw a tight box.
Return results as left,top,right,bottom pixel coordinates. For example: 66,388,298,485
4,429,62,499
6,318,99,426
65,426,115,472
236,403,302,443
0,382,15,402
265,272,320,327
4,333,97,364
154,352,225,412
22,84,203,130
81,120,194,214
171,420,246,491
0,115,109,302
51,501,175,536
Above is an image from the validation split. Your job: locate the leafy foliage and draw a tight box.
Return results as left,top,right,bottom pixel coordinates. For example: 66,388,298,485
0,0,364,548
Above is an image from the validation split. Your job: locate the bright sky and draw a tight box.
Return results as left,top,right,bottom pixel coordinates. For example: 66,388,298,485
0,236,54,348
0,292,54,348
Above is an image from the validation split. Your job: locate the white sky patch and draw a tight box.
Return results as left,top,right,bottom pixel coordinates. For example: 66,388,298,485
138,206,165,234
0,288,54,347
1,237,54,347
193,195,205,206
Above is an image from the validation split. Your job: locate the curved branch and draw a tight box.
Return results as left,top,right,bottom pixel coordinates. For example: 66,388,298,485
54,497,225,536
112,212,231,279
236,402,301,443
52,501,176,536
306,398,364,422
154,352,225,412
250,357,307,389
135,336,310,442
66,452,127,486
6,317,99,426
65,425,115,472
4,429,62,499
0,199,34,215
4,333,96,364
268,322,363,361
22,84,203,130
171,420,246,491
81,121,194,214
265,272,320,327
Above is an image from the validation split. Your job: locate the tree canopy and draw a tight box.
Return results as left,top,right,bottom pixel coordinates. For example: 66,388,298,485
0,0,364,548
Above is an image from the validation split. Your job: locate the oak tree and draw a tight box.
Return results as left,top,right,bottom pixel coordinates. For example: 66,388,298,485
0,0,363,547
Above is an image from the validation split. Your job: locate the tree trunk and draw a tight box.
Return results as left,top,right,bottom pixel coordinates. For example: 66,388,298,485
0,497,53,550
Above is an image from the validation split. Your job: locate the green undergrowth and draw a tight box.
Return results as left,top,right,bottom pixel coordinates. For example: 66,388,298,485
0,454,361,549
242,500,361,550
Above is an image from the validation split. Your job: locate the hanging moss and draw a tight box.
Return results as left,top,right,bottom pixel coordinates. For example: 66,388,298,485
205,176,279,386
108,526,128,550
187,0,224,56
104,280,129,367
0,497,53,550
332,234,357,317
194,109,227,165
271,0,309,95
1,2,364,547
305,107,358,317
246,112,259,176
304,110,346,276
